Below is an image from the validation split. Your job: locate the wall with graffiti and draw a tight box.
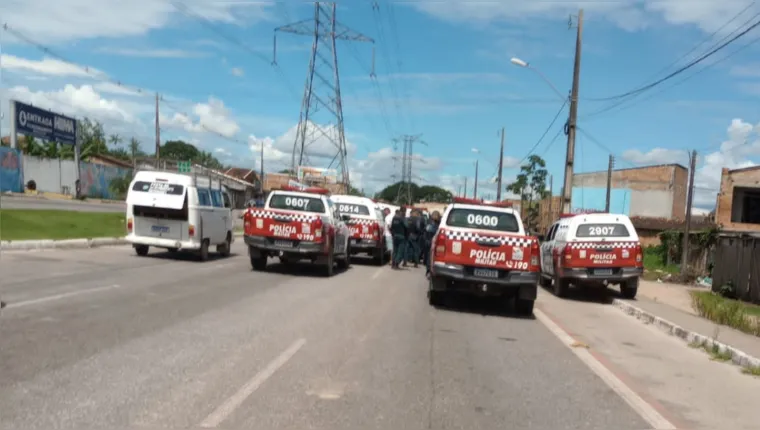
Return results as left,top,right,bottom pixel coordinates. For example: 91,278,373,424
78,162,132,200
0,147,24,192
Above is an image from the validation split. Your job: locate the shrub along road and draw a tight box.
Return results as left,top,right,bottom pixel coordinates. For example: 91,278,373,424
0,210,126,241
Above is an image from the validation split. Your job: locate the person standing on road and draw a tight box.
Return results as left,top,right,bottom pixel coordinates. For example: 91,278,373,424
389,208,408,269
383,207,394,262
406,209,423,268
423,210,441,277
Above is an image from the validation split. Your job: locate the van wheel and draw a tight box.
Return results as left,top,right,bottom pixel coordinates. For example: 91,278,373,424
621,277,639,299
198,240,210,262
324,251,335,277
134,245,149,256
553,275,569,298
217,232,232,257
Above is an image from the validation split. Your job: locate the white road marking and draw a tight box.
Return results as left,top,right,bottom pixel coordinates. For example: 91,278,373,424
371,268,384,279
534,308,677,430
7,284,121,309
199,338,307,428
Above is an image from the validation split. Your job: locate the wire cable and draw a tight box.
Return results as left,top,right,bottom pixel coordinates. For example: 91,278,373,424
515,99,568,165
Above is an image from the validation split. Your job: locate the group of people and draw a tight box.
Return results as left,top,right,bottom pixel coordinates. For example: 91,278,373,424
382,206,442,274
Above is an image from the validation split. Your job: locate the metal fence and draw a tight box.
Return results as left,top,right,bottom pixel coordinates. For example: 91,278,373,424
712,235,760,304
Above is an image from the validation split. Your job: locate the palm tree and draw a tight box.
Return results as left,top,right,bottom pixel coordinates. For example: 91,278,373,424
128,138,140,162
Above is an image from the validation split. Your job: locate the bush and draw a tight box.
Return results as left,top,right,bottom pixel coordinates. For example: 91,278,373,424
690,291,760,337
26,179,37,191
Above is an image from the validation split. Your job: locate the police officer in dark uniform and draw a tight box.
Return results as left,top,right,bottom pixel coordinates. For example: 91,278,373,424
389,208,408,269
407,209,424,268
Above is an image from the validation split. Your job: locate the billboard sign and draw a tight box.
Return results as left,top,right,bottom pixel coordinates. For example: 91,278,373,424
287,180,308,190
12,100,77,145
297,166,338,184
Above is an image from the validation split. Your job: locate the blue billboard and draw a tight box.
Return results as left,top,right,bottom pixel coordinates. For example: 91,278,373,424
13,100,77,145
571,187,630,215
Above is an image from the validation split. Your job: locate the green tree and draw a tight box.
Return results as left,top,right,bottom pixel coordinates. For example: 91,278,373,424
506,154,549,231
374,182,452,205
161,140,201,161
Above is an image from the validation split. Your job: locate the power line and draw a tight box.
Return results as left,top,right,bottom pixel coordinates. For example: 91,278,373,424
514,99,568,165
586,15,760,102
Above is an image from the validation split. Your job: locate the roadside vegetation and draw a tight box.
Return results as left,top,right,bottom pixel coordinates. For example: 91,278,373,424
690,290,760,337
642,245,679,281
0,210,126,241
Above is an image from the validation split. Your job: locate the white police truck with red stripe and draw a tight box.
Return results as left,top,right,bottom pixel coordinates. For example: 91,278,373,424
540,212,643,299
331,194,389,265
243,186,351,276
428,197,541,315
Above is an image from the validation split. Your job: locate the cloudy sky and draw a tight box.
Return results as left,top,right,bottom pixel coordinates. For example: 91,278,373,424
1,0,760,210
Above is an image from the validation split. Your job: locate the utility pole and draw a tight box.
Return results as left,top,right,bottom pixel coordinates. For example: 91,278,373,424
605,154,615,213
560,8,584,213
394,134,426,205
548,174,553,218
155,92,161,163
274,2,373,188
473,159,479,200
259,141,265,193
464,177,468,198
496,127,505,201
681,150,697,274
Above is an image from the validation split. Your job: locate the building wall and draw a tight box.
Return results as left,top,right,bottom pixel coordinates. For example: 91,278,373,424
716,167,760,233
571,163,687,219
0,147,23,192
23,156,78,195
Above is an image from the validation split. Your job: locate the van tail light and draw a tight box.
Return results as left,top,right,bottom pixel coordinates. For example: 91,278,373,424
635,244,643,267
434,229,447,257
127,217,133,233
529,239,540,272
313,218,324,240
188,225,195,237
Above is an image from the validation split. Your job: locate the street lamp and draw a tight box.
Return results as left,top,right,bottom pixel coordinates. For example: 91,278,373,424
510,56,567,103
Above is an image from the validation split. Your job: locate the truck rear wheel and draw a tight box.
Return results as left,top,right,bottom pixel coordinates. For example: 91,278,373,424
250,255,267,271
515,298,535,316
323,251,335,277
373,246,385,266
553,275,569,298
621,277,639,299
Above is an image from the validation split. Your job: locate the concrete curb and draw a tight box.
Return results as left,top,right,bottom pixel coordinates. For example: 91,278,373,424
612,299,760,371
1,237,128,251
1,233,246,251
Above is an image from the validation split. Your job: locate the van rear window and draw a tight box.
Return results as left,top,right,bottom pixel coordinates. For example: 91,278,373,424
336,203,370,216
446,208,519,233
132,181,184,195
269,194,325,213
576,223,630,238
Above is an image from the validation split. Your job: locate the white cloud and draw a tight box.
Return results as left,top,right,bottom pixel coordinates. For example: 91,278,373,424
408,1,757,33
1,54,106,78
231,67,245,77
267,121,358,160
93,82,146,97
95,47,208,58
730,63,760,78
623,118,760,209
160,96,241,138
0,0,275,44
5,84,135,124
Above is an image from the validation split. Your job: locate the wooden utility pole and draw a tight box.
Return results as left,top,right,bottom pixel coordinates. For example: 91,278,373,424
681,150,697,274
474,159,479,199
496,127,505,201
605,154,615,213
155,93,161,163
260,142,265,192
548,174,553,218
560,8,584,213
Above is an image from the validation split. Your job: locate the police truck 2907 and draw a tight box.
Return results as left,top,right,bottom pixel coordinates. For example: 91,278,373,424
243,186,351,276
427,197,541,315
540,212,643,299
125,170,234,261
331,194,388,265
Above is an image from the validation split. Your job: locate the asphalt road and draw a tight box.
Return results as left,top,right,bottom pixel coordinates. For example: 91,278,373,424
1,243,759,430
0,196,125,212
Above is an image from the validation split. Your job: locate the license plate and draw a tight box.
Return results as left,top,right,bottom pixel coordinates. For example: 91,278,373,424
151,225,169,233
474,268,499,278
352,238,360,244
274,240,292,248
594,269,613,276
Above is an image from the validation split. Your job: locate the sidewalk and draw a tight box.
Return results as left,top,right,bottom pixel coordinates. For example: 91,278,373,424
612,280,760,371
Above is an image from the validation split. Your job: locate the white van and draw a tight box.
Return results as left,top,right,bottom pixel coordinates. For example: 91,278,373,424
126,170,234,261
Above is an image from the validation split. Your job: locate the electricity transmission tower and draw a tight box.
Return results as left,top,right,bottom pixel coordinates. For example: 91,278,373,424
393,134,426,205
273,2,373,187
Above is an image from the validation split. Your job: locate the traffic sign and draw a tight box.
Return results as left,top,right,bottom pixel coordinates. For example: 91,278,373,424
178,161,191,173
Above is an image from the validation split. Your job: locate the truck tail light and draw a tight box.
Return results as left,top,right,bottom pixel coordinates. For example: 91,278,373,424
635,244,643,267
313,218,323,239
529,239,540,271
434,229,447,257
